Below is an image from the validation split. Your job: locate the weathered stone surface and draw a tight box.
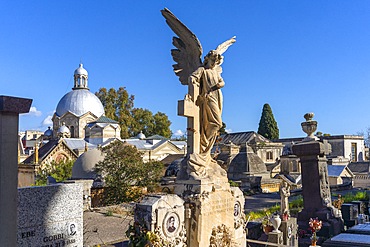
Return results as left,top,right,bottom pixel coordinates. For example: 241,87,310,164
17,183,83,247
280,218,298,247
185,190,235,246
293,114,343,240
0,95,32,113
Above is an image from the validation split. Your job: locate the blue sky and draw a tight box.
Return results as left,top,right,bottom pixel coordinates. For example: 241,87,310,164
2,1,370,138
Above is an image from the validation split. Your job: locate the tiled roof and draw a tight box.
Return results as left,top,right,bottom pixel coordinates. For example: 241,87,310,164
88,115,118,124
23,140,60,164
146,135,168,140
348,162,370,174
64,138,96,150
219,131,270,145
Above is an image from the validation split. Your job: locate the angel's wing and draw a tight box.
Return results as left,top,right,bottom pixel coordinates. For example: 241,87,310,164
161,8,203,85
215,36,236,55
214,36,236,74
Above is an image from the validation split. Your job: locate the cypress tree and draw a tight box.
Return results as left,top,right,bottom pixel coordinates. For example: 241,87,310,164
258,103,279,140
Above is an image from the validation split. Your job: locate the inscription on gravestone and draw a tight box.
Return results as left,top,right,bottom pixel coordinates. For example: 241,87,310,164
17,183,83,247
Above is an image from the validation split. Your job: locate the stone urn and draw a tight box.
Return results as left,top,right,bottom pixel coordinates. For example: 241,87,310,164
270,214,281,233
301,112,318,141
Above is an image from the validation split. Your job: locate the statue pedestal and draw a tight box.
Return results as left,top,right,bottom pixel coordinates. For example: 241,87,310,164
174,181,245,247
267,231,283,246
185,189,235,246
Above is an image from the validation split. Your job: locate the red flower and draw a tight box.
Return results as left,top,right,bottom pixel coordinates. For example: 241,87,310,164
309,218,322,233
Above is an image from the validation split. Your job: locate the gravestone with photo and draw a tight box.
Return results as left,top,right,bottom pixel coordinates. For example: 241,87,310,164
17,183,83,247
134,194,187,246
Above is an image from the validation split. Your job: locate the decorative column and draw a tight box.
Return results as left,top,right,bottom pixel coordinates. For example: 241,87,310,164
292,113,342,237
0,95,32,246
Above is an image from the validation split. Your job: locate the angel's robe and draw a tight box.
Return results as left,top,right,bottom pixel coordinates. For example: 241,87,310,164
190,66,225,155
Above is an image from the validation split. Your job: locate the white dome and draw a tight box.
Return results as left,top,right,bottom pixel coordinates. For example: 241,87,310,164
72,148,105,179
137,131,146,139
74,63,88,76
58,124,70,134
55,89,105,117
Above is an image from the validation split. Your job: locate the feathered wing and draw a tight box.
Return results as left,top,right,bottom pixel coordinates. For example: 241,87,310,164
161,8,203,85
214,36,236,74
215,36,236,55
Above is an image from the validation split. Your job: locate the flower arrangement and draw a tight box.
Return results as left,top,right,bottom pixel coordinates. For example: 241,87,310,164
309,218,322,246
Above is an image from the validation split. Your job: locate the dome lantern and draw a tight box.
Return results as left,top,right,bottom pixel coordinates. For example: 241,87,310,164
73,64,88,89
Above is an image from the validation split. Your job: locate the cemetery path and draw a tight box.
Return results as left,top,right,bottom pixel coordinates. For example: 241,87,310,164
244,193,281,213
84,208,132,247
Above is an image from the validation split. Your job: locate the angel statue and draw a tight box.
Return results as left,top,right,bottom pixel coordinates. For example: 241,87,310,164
162,8,236,181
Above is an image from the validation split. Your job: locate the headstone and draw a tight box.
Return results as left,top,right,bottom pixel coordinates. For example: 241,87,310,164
0,95,32,246
17,183,83,246
351,201,366,215
292,113,343,237
279,217,298,247
134,194,186,246
341,203,358,227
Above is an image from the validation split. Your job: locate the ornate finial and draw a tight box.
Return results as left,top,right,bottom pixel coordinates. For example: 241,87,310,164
304,112,314,121
301,112,318,142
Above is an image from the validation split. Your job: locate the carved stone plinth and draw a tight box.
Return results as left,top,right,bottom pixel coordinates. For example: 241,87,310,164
267,231,283,246
175,181,237,247
292,140,343,237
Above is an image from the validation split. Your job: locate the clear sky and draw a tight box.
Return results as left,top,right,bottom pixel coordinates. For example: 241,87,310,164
2,1,370,138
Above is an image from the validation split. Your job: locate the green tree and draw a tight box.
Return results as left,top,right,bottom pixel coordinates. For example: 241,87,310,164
95,141,163,204
35,160,75,186
257,103,279,140
219,122,227,135
131,108,155,137
96,87,172,138
152,112,172,138
95,87,135,138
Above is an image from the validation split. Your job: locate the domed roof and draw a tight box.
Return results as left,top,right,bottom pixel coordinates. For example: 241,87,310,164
137,131,146,140
58,124,70,134
44,127,53,137
72,148,105,179
55,89,105,117
74,63,88,76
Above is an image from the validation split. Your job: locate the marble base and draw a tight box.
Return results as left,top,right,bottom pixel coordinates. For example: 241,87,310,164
185,189,235,246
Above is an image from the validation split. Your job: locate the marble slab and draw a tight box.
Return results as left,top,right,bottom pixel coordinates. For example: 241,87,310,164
17,183,83,247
